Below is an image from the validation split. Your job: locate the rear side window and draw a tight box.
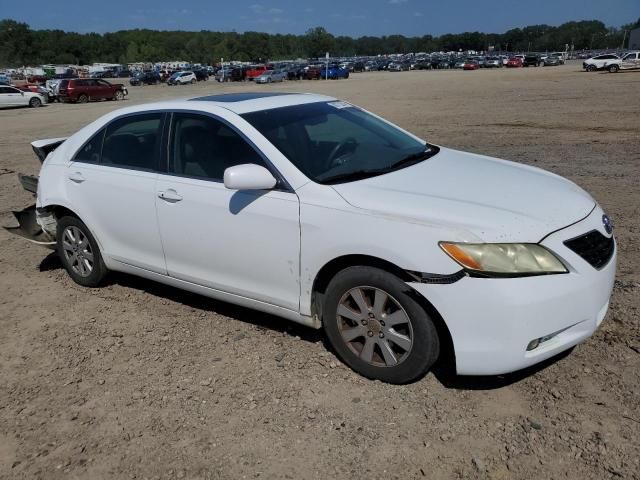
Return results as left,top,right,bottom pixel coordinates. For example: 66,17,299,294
169,113,265,181
101,113,163,170
73,129,105,163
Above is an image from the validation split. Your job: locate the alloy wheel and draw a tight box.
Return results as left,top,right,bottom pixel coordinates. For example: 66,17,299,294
336,286,413,367
61,226,94,277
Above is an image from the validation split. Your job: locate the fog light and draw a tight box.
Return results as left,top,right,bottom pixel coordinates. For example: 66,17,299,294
526,339,540,351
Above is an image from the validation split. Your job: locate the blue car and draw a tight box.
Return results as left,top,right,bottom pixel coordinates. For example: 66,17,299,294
323,64,350,79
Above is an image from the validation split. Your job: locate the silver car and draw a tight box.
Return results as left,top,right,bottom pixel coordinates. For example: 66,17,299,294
255,70,286,84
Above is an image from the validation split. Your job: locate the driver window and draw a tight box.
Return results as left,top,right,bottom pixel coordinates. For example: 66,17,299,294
170,113,266,181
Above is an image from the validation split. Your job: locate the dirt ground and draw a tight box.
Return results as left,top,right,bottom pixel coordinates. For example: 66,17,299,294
1,63,639,480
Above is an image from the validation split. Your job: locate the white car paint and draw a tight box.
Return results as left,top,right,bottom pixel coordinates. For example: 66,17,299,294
0,85,46,108
169,71,196,85
583,54,621,71
29,93,616,376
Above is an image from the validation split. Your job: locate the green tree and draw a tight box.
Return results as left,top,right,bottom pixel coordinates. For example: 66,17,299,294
304,26,334,58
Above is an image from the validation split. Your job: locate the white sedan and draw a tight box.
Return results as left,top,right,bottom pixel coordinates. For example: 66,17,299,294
5,92,616,383
0,85,46,108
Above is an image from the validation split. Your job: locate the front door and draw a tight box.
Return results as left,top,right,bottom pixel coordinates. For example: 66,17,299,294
155,112,301,311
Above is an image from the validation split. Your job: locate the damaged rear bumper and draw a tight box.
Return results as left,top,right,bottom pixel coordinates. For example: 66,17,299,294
4,175,57,248
4,204,56,247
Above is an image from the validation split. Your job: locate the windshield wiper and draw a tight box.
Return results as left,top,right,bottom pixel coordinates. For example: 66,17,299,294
388,145,439,170
320,145,439,185
320,169,387,185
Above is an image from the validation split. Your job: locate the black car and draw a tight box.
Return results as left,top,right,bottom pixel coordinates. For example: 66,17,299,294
523,55,541,67
129,71,162,86
193,69,209,81
287,65,306,80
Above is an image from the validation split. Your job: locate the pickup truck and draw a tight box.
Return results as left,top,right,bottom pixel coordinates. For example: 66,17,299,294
607,51,640,73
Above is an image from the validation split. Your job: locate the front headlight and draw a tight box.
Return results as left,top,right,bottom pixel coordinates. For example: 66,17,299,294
439,242,567,277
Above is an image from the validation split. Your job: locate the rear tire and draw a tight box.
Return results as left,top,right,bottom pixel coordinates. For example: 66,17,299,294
29,97,42,108
191,78,196,84
56,216,107,287
77,93,88,103
323,266,440,384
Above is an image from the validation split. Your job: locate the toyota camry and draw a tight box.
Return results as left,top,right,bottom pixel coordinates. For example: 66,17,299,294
6,92,616,384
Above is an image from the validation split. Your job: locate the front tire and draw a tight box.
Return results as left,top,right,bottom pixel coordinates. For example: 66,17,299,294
113,90,124,101
323,266,440,384
608,64,619,73
29,97,42,108
586,65,597,72
56,216,107,287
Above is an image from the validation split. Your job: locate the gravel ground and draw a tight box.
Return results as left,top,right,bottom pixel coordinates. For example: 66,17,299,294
1,63,639,480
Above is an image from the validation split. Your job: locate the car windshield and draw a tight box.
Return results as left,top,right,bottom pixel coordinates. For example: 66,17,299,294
242,101,437,184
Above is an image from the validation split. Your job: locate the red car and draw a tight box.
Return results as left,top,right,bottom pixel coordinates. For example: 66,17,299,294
57,78,128,103
463,60,479,70
246,65,269,80
506,57,523,68
304,65,323,79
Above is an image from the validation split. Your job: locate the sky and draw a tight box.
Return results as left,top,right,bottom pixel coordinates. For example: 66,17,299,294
4,0,638,36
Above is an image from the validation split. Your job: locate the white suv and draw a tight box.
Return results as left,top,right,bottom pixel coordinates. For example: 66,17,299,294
168,71,196,85
583,53,620,71
5,93,616,383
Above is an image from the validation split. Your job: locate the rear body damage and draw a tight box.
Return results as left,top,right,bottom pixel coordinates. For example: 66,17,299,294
4,138,66,247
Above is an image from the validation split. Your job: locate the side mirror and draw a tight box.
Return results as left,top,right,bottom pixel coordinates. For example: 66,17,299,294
223,164,277,191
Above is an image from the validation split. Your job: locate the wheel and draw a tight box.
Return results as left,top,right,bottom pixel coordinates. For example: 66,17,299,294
77,93,88,103
608,64,619,73
323,266,440,384
56,216,107,287
586,65,597,72
191,78,196,84
29,97,42,108
113,90,124,101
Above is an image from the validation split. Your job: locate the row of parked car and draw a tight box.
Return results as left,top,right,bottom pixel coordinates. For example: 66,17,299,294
128,63,351,86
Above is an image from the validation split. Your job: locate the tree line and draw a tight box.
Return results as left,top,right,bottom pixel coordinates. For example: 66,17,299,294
1,18,638,67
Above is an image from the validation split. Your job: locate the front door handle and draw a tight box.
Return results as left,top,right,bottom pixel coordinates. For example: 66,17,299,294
158,189,183,203
68,172,85,183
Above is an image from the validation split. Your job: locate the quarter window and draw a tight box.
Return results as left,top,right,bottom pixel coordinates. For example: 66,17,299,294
170,113,266,181
102,113,163,170
73,128,105,163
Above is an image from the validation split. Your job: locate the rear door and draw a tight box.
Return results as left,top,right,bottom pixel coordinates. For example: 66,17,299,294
66,112,167,273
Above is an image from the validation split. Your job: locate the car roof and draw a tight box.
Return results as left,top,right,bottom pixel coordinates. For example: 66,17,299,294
99,92,336,117
187,92,335,114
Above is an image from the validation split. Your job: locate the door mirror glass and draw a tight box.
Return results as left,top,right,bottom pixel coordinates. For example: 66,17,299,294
224,164,277,190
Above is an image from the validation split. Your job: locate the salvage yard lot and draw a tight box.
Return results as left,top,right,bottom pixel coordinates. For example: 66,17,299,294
1,64,639,479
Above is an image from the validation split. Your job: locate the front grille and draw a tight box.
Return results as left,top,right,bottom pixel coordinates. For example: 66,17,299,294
564,230,614,270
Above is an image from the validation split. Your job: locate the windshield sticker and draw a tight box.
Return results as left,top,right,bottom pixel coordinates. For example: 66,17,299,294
327,101,353,109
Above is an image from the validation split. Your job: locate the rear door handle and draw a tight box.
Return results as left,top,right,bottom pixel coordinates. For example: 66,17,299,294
68,172,85,183
158,189,183,202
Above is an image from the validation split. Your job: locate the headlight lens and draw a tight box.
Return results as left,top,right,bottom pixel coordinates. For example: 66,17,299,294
439,242,567,276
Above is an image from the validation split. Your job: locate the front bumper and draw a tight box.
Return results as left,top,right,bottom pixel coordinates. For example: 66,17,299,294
411,206,616,375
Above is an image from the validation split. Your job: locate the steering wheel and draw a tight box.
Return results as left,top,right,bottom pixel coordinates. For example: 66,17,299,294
327,138,357,168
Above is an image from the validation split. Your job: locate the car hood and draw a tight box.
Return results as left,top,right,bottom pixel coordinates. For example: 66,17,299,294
331,147,595,243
